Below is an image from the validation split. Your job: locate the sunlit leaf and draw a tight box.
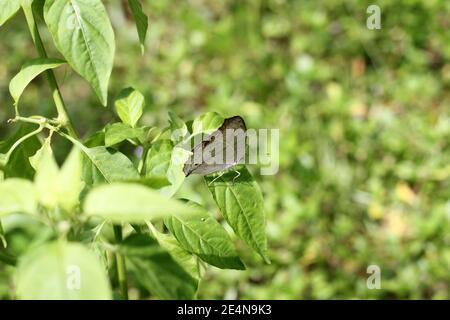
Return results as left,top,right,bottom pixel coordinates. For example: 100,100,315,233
0,179,37,217
44,0,115,105
165,201,245,270
84,183,197,223
205,166,270,263
16,241,111,299
192,112,224,135
0,0,20,27
9,58,65,105
104,123,147,147
114,87,145,127
148,223,205,280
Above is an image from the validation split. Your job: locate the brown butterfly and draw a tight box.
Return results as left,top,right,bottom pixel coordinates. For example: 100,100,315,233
183,116,247,178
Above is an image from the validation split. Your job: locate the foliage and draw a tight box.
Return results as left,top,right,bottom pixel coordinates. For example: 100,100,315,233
0,0,449,300
0,0,267,300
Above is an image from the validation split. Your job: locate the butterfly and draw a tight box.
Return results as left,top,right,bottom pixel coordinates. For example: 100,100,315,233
183,116,247,181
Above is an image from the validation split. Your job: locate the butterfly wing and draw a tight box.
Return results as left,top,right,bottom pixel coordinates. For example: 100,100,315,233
183,116,247,176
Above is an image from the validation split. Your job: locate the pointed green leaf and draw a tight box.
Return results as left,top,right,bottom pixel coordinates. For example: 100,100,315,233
127,0,148,54
58,147,83,211
168,111,188,143
114,87,145,127
192,112,224,135
0,0,20,27
44,0,115,105
9,58,65,105
145,139,172,184
163,146,191,197
165,201,245,270
32,139,60,209
16,241,111,299
205,166,270,263
145,140,190,196
0,124,41,180
84,183,198,223
104,123,147,147
120,234,197,299
148,223,205,280
67,137,139,184
0,179,37,217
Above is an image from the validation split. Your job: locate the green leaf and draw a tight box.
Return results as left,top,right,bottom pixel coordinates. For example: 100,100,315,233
0,179,37,217
127,0,148,54
114,87,145,127
58,147,83,211
30,142,83,211
148,223,205,280
192,112,224,135
168,111,188,143
0,124,41,180
69,139,139,184
32,138,60,209
44,0,115,105
165,201,245,270
144,140,172,184
163,146,191,197
16,241,111,299
120,233,197,299
205,166,270,263
0,0,20,26
83,183,198,223
144,140,191,196
104,123,147,147
9,58,65,105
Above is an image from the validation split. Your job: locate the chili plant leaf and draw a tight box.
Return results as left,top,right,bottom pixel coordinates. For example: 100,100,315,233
44,0,115,105
83,183,197,223
104,123,147,147
16,241,111,299
205,165,270,263
127,0,148,54
0,0,20,27
9,58,65,105
192,112,224,136
114,87,145,127
0,178,37,217
76,145,139,183
120,233,197,299
148,223,205,281
165,201,245,270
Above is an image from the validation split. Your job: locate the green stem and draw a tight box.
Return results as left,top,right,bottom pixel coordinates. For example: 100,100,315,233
5,125,44,162
0,220,7,248
21,1,78,138
139,144,150,175
113,225,129,300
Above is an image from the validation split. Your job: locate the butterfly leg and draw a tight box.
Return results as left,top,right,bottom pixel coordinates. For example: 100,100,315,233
232,170,241,184
207,172,225,186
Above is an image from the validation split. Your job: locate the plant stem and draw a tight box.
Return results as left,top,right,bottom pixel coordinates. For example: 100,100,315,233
113,225,129,300
21,1,78,138
5,125,44,162
0,221,7,248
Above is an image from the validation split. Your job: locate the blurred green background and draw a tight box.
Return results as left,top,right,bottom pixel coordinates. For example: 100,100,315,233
1,0,449,299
